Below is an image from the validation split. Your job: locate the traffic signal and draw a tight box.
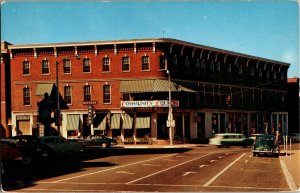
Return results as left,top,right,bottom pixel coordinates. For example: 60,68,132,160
226,95,231,107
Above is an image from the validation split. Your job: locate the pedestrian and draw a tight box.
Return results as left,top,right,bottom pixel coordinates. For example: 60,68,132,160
275,130,280,144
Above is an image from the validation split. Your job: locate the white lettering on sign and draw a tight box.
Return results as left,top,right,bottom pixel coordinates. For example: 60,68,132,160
120,100,179,108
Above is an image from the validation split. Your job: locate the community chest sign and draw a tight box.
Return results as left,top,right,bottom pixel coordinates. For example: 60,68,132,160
121,100,179,108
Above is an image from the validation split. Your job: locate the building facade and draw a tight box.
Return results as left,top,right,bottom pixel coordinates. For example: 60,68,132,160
7,38,290,142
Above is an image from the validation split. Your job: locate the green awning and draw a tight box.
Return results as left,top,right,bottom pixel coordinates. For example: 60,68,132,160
35,84,54,96
136,117,150,129
66,114,80,131
111,114,121,129
122,113,133,129
120,79,196,93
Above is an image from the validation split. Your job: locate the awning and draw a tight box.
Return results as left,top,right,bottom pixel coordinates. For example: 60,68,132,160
122,113,133,129
66,114,80,131
35,84,54,96
110,114,121,129
135,117,150,129
96,116,107,130
120,79,197,93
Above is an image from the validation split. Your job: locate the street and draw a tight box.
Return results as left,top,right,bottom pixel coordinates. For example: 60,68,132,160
1,145,295,192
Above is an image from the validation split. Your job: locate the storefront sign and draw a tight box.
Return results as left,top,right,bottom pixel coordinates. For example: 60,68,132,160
121,100,179,108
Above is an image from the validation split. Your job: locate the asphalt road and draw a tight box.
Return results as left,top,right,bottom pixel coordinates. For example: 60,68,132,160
1,145,291,192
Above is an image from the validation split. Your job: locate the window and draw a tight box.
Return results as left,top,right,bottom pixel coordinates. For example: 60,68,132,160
200,59,205,75
83,58,91,73
42,59,49,74
142,56,150,71
63,59,71,74
240,89,244,107
195,58,200,73
122,56,130,71
103,85,111,103
103,57,110,72
173,55,178,72
216,62,220,77
64,86,72,105
84,85,91,101
23,87,30,105
159,55,167,70
23,61,30,75
184,56,189,72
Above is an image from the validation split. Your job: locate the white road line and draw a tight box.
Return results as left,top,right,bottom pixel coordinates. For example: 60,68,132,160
116,171,134,175
182,171,197,176
245,160,248,163
203,153,246,187
126,152,214,184
52,154,175,183
280,159,298,191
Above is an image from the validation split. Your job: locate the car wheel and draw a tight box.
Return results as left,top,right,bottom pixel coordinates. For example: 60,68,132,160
22,154,32,164
253,152,257,157
102,143,108,148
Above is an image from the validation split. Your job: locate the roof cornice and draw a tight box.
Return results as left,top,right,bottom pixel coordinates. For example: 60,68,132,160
7,38,290,66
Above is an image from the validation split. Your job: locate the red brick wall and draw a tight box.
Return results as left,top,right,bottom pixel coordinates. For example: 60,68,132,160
10,47,166,112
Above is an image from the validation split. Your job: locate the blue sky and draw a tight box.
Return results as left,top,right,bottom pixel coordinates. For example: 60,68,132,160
1,1,299,78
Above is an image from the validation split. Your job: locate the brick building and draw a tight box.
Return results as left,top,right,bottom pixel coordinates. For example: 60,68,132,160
1,41,12,138
7,38,290,142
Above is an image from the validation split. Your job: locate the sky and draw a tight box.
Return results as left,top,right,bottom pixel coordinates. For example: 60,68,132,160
1,1,299,78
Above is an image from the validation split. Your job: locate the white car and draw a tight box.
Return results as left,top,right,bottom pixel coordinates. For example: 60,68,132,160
39,136,83,156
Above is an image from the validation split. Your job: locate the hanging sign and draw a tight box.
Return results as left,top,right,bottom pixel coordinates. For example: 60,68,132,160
121,100,179,108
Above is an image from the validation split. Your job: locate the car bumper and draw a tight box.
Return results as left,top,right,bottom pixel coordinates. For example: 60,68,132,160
252,149,279,154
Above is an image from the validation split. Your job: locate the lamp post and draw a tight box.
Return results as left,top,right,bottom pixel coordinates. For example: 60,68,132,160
166,70,173,145
56,55,80,136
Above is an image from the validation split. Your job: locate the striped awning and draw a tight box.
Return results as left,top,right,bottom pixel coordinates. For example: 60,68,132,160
122,113,133,129
35,84,54,96
96,116,107,130
110,114,121,129
135,117,150,129
66,114,80,131
120,79,196,93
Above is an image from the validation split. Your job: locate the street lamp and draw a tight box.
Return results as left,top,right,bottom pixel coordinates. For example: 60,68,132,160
166,69,173,145
56,54,80,136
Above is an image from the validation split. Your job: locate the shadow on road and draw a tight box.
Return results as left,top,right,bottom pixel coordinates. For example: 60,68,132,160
1,147,192,191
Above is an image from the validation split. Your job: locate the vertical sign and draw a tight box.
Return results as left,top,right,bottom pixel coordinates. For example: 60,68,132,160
87,105,93,126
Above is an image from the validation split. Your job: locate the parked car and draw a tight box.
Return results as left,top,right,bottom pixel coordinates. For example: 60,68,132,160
1,139,22,162
209,133,253,147
252,134,280,157
82,135,117,148
12,135,48,164
288,133,300,143
249,133,264,143
39,136,83,156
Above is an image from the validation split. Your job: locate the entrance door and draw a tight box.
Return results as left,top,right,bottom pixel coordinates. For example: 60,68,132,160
17,120,31,135
157,114,168,139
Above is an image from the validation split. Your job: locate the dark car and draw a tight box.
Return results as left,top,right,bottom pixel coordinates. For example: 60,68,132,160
12,135,48,164
252,134,280,157
1,139,23,163
82,135,117,148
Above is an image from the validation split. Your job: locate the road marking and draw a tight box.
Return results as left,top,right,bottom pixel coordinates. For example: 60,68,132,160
210,160,218,163
280,159,298,191
116,171,134,175
163,159,177,161
176,155,185,158
203,153,246,187
245,160,248,163
126,152,214,184
199,164,209,168
218,156,224,158
52,153,175,183
182,171,197,176
143,163,160,167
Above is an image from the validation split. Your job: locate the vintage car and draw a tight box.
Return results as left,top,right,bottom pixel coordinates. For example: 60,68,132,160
12,135,48,164
1,139,23,162
81,135,117,148
209,133,253,147
39,136,83,156
252,134,280,157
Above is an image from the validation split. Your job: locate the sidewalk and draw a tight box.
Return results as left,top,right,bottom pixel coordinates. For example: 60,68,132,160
279,144,300,192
